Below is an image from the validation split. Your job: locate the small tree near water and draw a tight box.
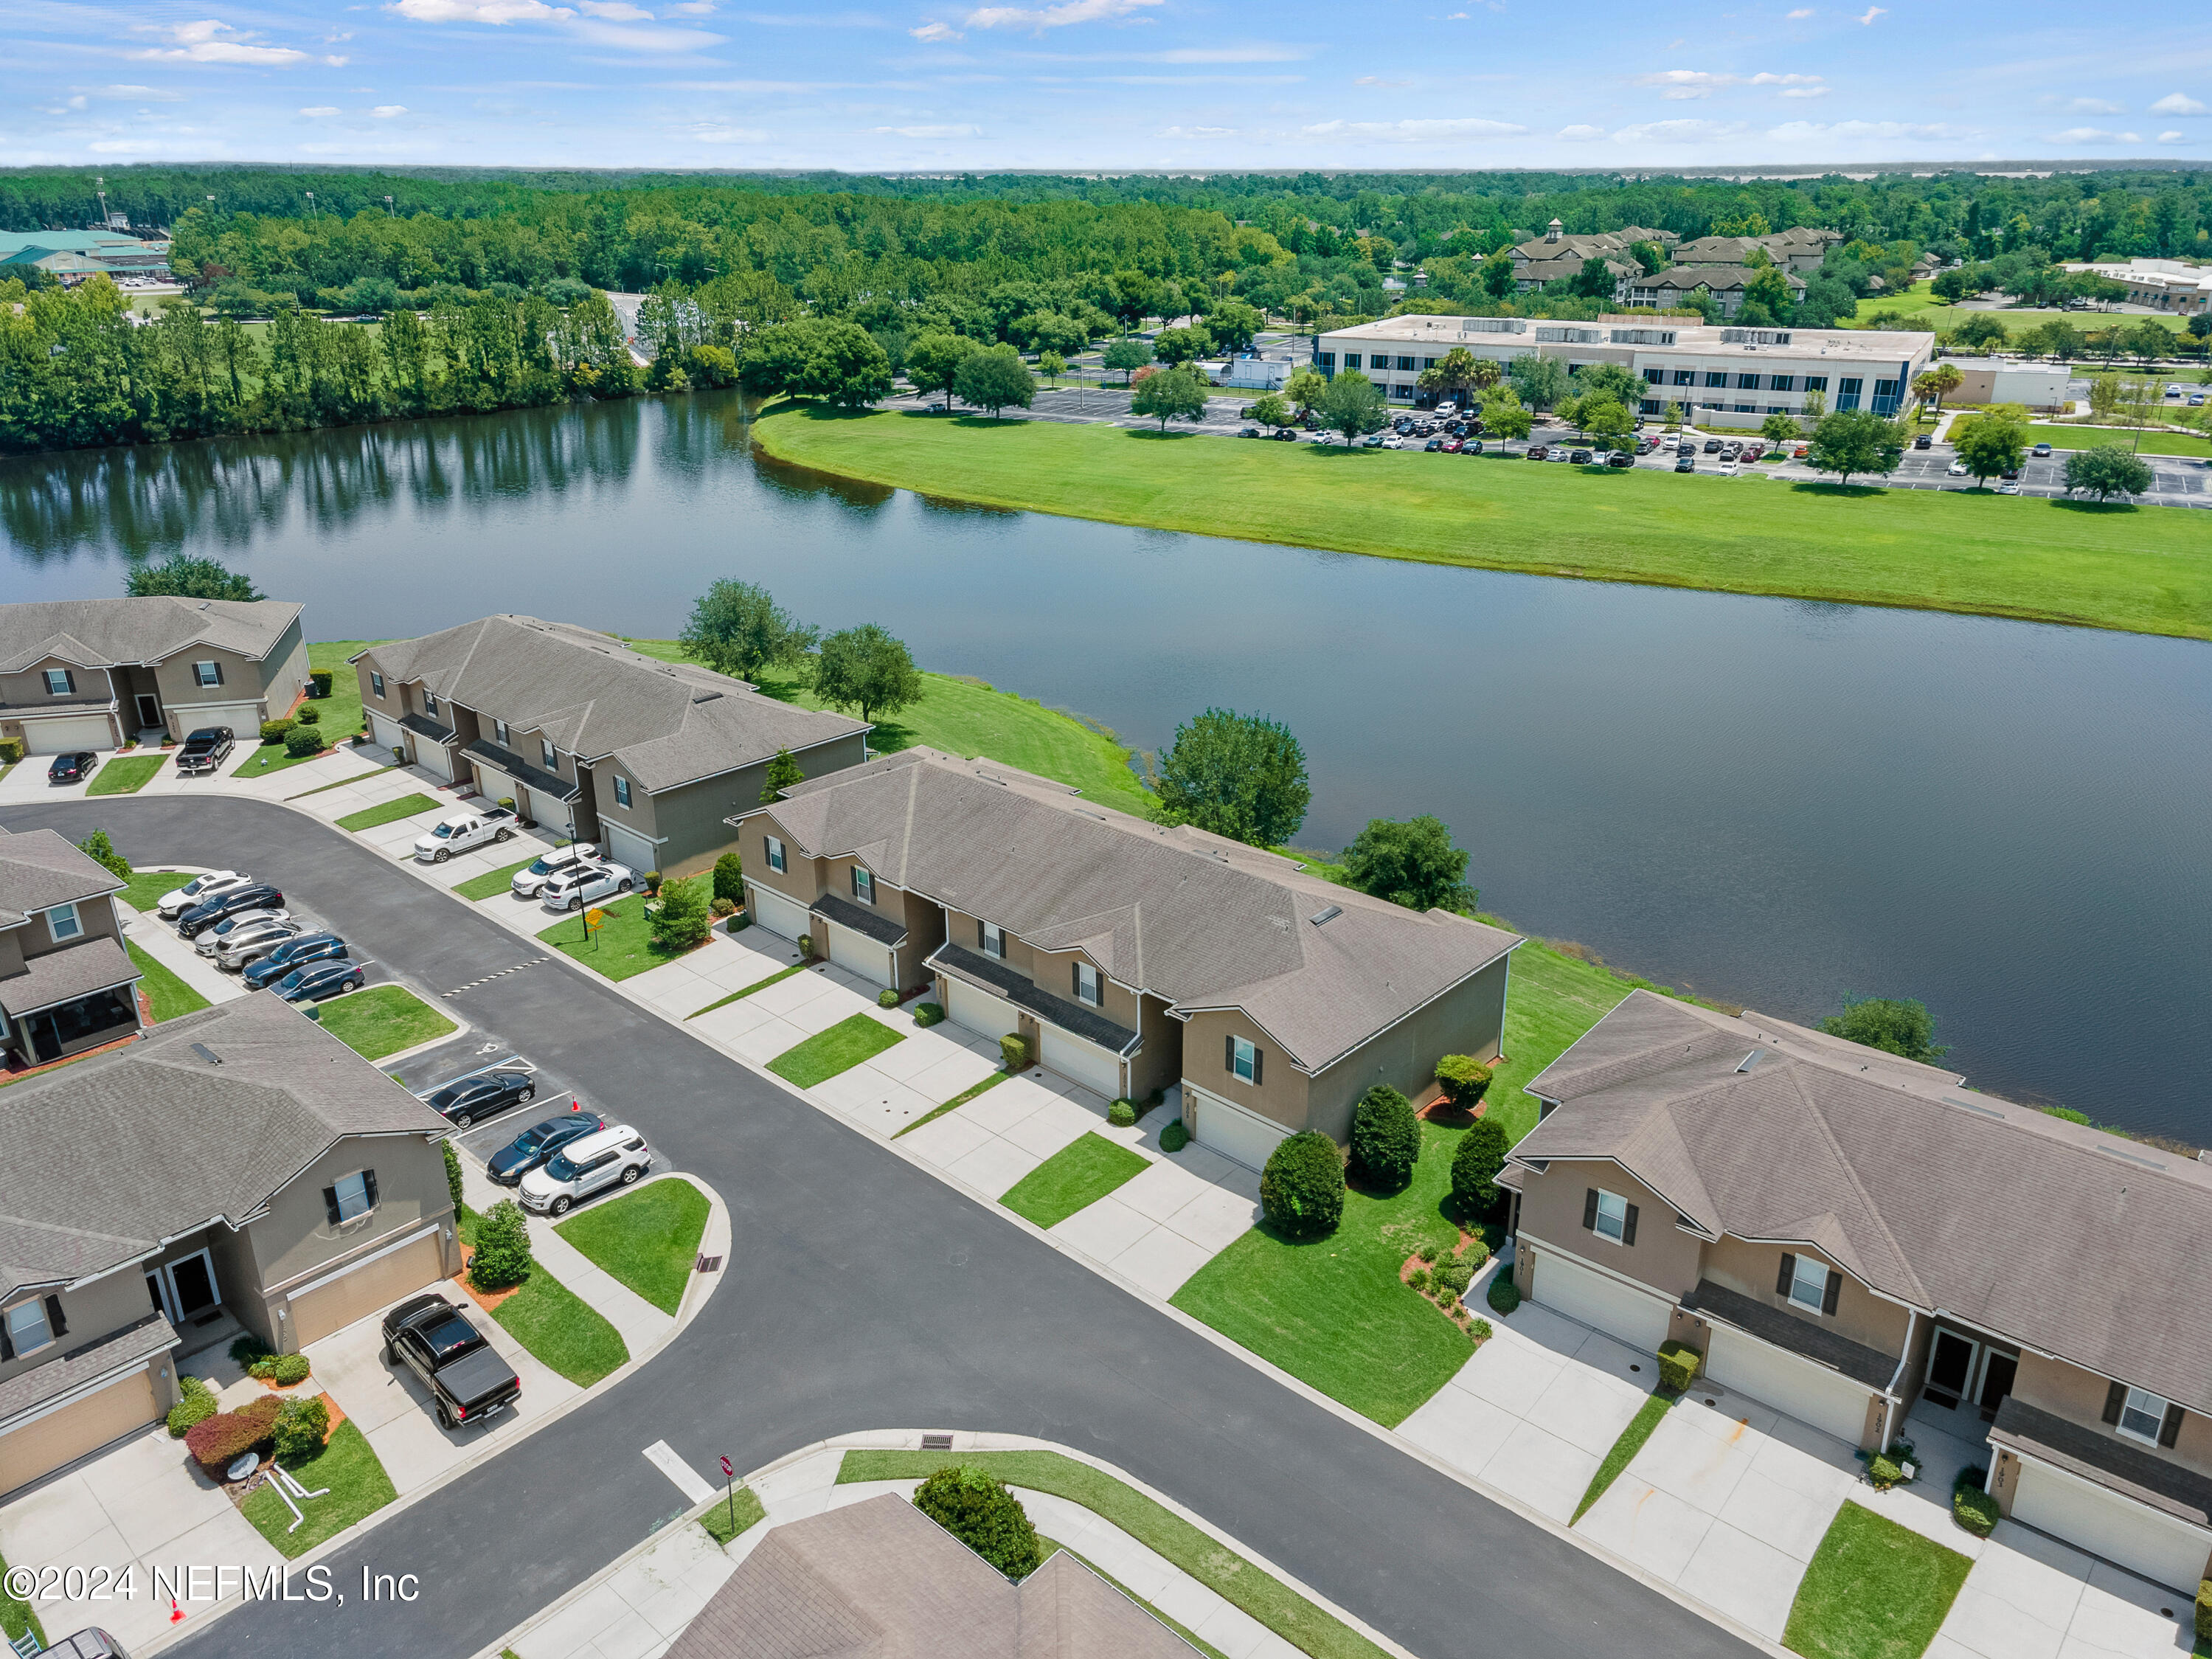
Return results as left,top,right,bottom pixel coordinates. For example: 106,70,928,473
1821,994,1946,1064
913,1464,1043,1579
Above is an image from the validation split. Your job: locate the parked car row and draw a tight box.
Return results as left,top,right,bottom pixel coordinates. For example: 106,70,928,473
524,848,637,912
153,872,367,1002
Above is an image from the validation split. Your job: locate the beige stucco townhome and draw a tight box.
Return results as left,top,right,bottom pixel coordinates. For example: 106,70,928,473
734,747,1521,1165
1502,989,2212,1592
0,827,143,1073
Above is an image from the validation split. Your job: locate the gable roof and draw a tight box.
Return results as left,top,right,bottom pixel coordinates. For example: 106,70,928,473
1514,991,2212,1413
0,598,302,675
755,748,1519,1073
0,992,451,1302
1640,264,1806,294
0,828,122,929
355,616,867,794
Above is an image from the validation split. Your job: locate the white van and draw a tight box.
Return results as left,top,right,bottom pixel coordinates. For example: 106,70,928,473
518,1124,651,1216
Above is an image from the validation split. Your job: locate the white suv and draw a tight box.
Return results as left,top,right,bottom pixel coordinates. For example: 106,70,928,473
157,871,249,918
509,842,599,899
538,861,635,913
519,1124,651,1215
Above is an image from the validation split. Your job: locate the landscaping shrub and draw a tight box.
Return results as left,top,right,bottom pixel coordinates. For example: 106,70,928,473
2197,1576,2211,1644
75,830,131,882
1449,1116,1511,1216
469,1199,533,1290
1432,1256,1477,1300
230,1333,273,1368
1159,1118,1190,1153
1487,1275,1521,1315
999,1032,1032,1073
797,932,816,958
272,1354,310,1386
1107,1099,1137,1128
644,870,664,895
1867,1452,1907,1489
294,704,319,726
0,738,24,763
1435,1054,1493,1107
443,1141,464,1217
650,876,712,952
1349,1084,1421,1189
1260,1131,1345,1240
712,851,744,906
1416,1241,1440,1264
912,1464,1043,1579
878,988,901,1008
271,1396,330,1464
1954,1475,2000,1539
185,1395,282,1476
1657,1340,1703,1393
249,1354,280,1379
1408,1267,1429,1291
260,718,294,744
727,911,752,932
284,726,323,758
1470,1317,1494,1342
912,1001,943,1028
710,896,735,918
1462,1234,1490,1271
167,1376,216,1438
310,670,333,697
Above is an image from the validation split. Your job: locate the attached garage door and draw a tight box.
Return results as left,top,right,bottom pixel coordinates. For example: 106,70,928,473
285,1230,447,1347
1532,1250,1675,1353
826,921,894,988
527,787,575,837
2013,1459,2212,1590
368,712,406,752
412,741,453,782
603,822,657,875
1,1367,159,1497
749,884,812,941
1706,1326,1876,1444
946,977,1020,1042
24,714,115,755
1039,1028,1121,1099
1187,1084,1289,1172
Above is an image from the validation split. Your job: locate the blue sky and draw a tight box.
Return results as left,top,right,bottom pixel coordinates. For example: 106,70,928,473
5,0,2210,173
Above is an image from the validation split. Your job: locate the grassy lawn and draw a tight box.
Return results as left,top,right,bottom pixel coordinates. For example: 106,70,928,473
688,960,807,1017
458,1206,628,1385
86,755,164,794
1844,282,2200,338
313,985,456,1061
1575,1390,1677,1522
116,867,195,911
838,1450,1389,1659
1,1549,44,1649
894,1067,1009,1137
126,940,209,1022
285,764,395,800
699,1485,766,1547
754,406,2212,642
555,1178,710,1314
535,879,709,980
1783,1501,1973,1659
237,734,341,777
2022,422,2210,459
240,1421,399,1559
336,792,440,832
767,1011,905,1088
454,854,544,901
999,1131,1149,1229
308,640,377,741
1038,1535,1230,1659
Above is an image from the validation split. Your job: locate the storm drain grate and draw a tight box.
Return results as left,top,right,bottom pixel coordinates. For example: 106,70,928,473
920,1433,954,1452
695,1254,722,1274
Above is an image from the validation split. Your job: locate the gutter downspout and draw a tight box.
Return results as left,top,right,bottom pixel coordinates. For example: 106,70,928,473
1881,1306,1918,1453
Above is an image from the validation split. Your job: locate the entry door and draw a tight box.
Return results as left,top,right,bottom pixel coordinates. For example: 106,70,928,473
1977,1351,2018,1416
150,1250,220,1325
1925,1329,1976,1409
135,693,161,731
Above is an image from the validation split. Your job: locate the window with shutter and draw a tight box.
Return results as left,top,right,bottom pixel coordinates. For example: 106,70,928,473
194,660,223,688
1787,1253,1830,1313
2117,1385,2172,1446
1228,1035,1258,1084
1582,1188,1599,1231
3,1298,53,1358
1592,1189,1630,1243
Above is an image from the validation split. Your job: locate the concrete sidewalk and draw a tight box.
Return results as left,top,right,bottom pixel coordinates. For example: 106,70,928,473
117,901,248,1008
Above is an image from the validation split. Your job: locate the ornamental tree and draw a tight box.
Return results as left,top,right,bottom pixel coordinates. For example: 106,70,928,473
1319,367,1387,445
1806,408,1907,487
1350,1085,1421,1191
952,344,1034,418
1154,707,1309,847
813,623,923,725
2063,443,2153,502
1261,1131,1345,1239
1131,365,1209,430
1341,815,1474,912
680,579,818,682
1951,411,2028,485
913,1464,1042,1579
1449,1116,1511,1216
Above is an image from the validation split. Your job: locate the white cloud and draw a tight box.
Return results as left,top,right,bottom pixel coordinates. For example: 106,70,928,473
874,122,982,136
1781,86,1828,97
2064,97,2123,114
664,0,716,12
2158,131,2185,143
1556,123,1605,140
298,104,339,114
1856,5,1884,21
1786,6,1812,15
2151,92,2207,116
1636,69,1821,99
94,84,187,101
372,104,407,116
577,0,655,15
1767,119,1972,142
2050,126,2140,143
129,19,313,65
964,0,1160,31
687,122,766,142
1354,75,1412,86
1301,116,1526,140
1153,44,1306,62
390,0,573,21
1748,72,1822,86
1160,124,1233,136
911,19,960,38
1612,118,1750,144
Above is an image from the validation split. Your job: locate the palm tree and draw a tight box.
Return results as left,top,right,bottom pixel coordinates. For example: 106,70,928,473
1914,363,1963,419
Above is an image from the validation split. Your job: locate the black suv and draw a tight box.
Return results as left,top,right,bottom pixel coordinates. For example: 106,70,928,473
176,883,283,940
176,727,235,775
243,932,349,989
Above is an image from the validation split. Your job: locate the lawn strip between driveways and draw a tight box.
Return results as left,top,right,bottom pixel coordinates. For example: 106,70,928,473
240,1420,399,1559
337,792,441,832
698,1486,766,1548
86,755,164,795
687,961,808,1018
1573,1389,1677,1523
285,766,395,801
535,881,709,982
313,985,456,1061
555,1179,710,1314
117,867,195,912
460,1206,628,1387
999,1131,1148,1230
892,1067,1010,1138
455,855,548,901
1781,1500,1972,1659
767,1011,905,1089
1036,1535,1230,1659
127,939,210,1022
837,1450,1389,1659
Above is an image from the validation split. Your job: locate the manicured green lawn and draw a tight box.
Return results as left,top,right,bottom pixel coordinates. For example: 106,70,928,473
86,755,164,794
699,1485,766,1547
237,735,337,777
309,640,378,741
838,1450,1389,1659
1844,281,2199,337
457,853,549,901
1171,1121,1471,1427
240,1421,398,1559
116,867,195,912
458,1206,628,1385
535,880,709,980
313,985,457,1060
126,940,209,1022
767,1011,905,1088
2022,422,2210,459
894,1067,1009,1137
1575,1390,1677,1522
999,1131,1149,1229
556,1178,710,1314
755,406,2212,641
1783,1501,1972,1659
1,1549,44,1649
688,961,807,1017
285,763,394,800
337,792,440,832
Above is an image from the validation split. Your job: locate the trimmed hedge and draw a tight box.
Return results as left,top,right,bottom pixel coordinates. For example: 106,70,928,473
878,988,901,1008
1106,1099,1137,1128
1954,1475,2000,1538
272,1396,330,1463
248,1353,311,1385
284,726,323,758
712,851,744,905
184,1394,282,1476
1260,1131,1345,1240
1657,1340,1702,1393
1487,1274,1522,1315
166,1375,216,1438
1159,1118,1190,1154
912,1001,944,1027
1349,1084,1420,1189
1449,1116,1510,1216
293,704,319,725
2196,1577,2211,1644
913,1464,1042,1579
999,1032,1032,1073
1435,1053,1493,1106
0,738,24,764
469,1199,533,1290
310,669,333,697
260,718,294,744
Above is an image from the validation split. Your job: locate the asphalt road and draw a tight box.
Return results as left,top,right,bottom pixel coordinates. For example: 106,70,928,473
4,797,1761,1659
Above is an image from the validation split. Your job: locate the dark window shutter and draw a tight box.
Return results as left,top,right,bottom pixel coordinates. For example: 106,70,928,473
362,1169,379,1210
1073,963,1082,999
0,1323,12,1361
2161,1402,2185,1448
2102,1380,2126,1425
1777,1253,1796,1296
979,918,988,947
64,670,76,693
1582,1189,1599,1231
212,662,223,686
322,1185,342,1226
45,1295,66,1338
1822,1269,1841,1315
1251,1048,1262,1086
1623,1205,1639,1246
1225,1034,1235,1073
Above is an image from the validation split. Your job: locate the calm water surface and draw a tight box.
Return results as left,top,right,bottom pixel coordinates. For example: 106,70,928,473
4,392,2207,1136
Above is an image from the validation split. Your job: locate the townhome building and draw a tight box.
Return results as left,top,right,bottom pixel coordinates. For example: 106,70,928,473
1314,314,1932,423
0,827,142,1073
732,748,1521,1166
1499,990,2212,1593
1505,220,1677,272
1670,227,1841,274
0,596,311,755
1624,264,1806,319
353,616,870,877
0,992,458,1497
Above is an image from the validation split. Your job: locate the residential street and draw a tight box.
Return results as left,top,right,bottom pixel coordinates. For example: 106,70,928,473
0,794,1762,1659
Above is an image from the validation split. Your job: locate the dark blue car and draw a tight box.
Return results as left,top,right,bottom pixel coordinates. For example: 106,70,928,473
244,932,349,989
274,960,364,1004
487,1110,608,1185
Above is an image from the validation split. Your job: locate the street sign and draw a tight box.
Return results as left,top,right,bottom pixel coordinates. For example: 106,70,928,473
720,1456,734,1479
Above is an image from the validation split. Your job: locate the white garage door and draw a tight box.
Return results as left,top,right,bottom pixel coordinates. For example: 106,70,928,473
603,822,657,875
1187,1084,1289,1172
527,787,575,837
2013,1459,2212,1591
1040,1028,1121,1099
24,714,114,755
412,740,453,781
368,712,406,752
1533,1250,1675,1353
749,884,812,941
1706,1326,1876,1444
827,921,893,987
946,977,1021,1042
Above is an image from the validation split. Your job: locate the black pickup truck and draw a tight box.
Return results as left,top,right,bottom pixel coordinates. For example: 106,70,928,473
381,1294,522,1430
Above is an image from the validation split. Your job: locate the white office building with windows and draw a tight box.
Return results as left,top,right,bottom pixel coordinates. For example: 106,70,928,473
1311,313,1935,427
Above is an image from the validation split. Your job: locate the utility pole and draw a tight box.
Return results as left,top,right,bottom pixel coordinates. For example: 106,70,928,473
305,191,317,221
384,195,395,218
94,175,109,229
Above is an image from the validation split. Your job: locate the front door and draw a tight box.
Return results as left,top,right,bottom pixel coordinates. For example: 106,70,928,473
28,1013,62,1064
149,1249,221,1326
135,693,161,732
1926,1329,1977,1409
1977,1351,2018,1416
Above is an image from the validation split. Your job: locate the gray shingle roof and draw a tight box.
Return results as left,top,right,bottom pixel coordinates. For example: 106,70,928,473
0,598,302,673
0,992,452,1301
0,828,124,928
759,749,1519,1073
1991,1396,2212,1527
356,616,867,794
1642,265,1806,294
0,936,137,1018
0,1312,178,1432
1515,991,2212,1414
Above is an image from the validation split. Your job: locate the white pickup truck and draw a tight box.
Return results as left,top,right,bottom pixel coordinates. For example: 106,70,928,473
414,806,517,863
